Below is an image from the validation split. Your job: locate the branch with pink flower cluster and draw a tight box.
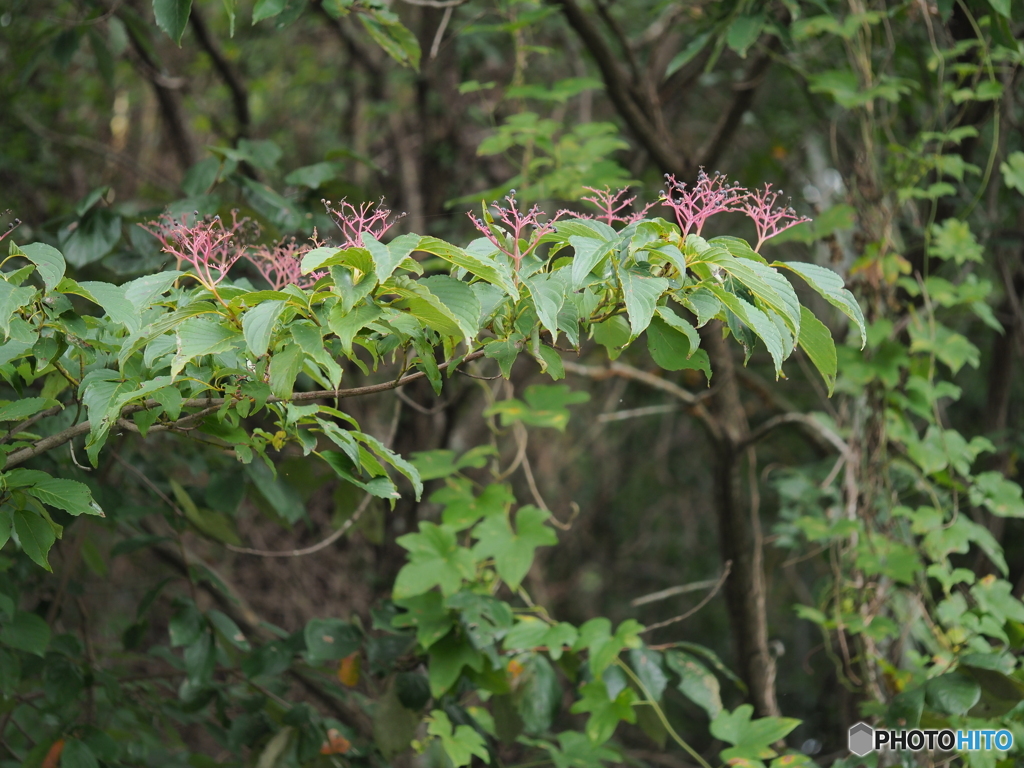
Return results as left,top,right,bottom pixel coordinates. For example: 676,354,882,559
467,192,565,268
140,210,255,292
660,170,810,250
580,186,653,226
323,198,403,248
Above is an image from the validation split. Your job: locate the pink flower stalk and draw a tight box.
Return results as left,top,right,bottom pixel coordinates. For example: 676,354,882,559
466,192,565,266
741,184,811,250
244,236,326,291
323,198,403,248
660,169,746,237
142,210,255,289
580,186,653,226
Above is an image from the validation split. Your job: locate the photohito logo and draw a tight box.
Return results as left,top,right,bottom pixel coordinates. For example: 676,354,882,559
848,722,1013,756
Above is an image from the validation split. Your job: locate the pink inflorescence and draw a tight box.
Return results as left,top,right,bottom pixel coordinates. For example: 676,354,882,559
141,210,256,289
580,186,654,226
660,169,747,237
467,192,565,266
741,183,811,250
246,233,326,291
323,198,403,248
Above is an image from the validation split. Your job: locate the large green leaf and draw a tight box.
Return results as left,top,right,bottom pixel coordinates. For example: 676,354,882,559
775,261,866,347
17,243,65,292
617,267,667,338
393,523,477,598
242,300,286,357
414,237,518,299
710,287,786,374
13,510,56,571
25,477,104,517
796,306,837,395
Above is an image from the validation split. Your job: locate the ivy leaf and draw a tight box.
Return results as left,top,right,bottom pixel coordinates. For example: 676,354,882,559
431,480,514,530
570,681,638,744
573,617,644,676
617,267,668,338
393,523,477,598
427,709,490,767
710,705,799,762
153,0,193,45
1001,151,1024,194
628,648,668,701
484,384,590,431
392,591,454,649
472,505,557,589
427,633,483,698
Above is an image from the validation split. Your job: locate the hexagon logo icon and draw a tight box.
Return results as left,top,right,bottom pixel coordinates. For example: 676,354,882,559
848,722,874,757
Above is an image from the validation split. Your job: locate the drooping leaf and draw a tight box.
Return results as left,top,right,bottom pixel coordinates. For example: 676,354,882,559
153,0,193,45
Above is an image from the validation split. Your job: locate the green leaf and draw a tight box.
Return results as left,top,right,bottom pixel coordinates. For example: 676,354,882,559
570,681,637,744
208,609,250,650
243,300,286,357
392,590,454,649
420,275,481,340
0,281,36,340
252,0,288,24
618,267,668,338
484,384,590,431
645,316,711,379
153,0,193,45
123,270,184,310
925,672,981,715
0,397,57,422
25,476,104,517
427,709,490,767
629,648,668,701
726,13,765,57
172,317,241,378
570,236,617,289
414,236,518,299
775,261,866,347
928,219,984,265
710,287,786,374
363,232,419,283
13,510,56,571
525,272,566,337
472,505,557,589
986,0,1011,17
592,315,631,360
796,306,837,395
0,610,50,655
427,633,483,697
573,617,644,676
284,161,340,189
62,738,100,768
665,650,722,719
431,480,514,530
76,280,141,333
393,523,477,598
304,618,361,663
360,9,421,70
969,472,1024,518
1001,151,1024,194
514,654,562,734
17,243,65,292
268,344,304,399
711,705,799,762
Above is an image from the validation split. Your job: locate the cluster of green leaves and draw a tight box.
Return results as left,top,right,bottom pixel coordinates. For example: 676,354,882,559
0,178,861,765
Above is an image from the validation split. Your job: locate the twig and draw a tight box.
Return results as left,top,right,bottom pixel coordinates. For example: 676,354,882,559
737,412,850,456
639,561,731,634
429,5,454,60
597,403,677,423
5,351,485,469
631,577,722,607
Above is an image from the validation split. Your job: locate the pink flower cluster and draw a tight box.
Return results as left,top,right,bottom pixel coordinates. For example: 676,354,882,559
661,170,810,249
580,187,653,226
143,199,401,291
467,192,565,266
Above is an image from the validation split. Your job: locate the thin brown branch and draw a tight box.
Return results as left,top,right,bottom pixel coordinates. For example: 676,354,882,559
5,351,485,469
639,561,732,634
738,412,851,456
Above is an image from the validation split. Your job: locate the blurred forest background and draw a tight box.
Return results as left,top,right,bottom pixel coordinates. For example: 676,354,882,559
1,0,1023,766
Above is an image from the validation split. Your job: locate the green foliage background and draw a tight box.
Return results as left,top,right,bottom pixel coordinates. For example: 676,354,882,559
0,0,1023,767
